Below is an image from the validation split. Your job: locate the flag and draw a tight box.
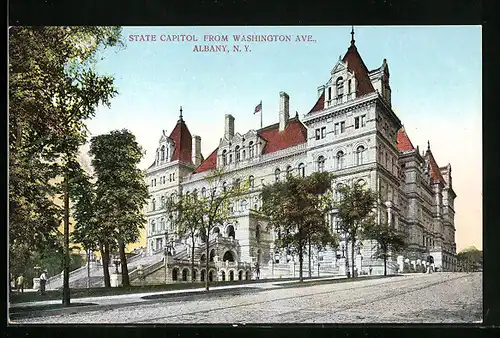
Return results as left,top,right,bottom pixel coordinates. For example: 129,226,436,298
254,101,262,114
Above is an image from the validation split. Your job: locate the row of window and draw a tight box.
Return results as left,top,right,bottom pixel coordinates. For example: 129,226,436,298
222,141,256,166
327,77,352,102
157,145,170,162
150,173,176,188
315,114,367,141
315,146,366,172
149,217,174,235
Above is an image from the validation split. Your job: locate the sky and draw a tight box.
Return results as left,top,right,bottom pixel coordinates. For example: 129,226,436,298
86,26,482,252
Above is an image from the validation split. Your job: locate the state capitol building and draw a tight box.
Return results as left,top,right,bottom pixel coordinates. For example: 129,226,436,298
142,32,457,284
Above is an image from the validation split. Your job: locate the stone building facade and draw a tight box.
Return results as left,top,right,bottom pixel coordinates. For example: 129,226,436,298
144,33,457,283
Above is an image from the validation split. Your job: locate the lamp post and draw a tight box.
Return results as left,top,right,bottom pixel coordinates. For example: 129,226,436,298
113,257,120,274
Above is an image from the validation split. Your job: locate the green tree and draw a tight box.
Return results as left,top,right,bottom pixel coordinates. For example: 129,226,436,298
335,182,377,278
167,190,204,282
457,247,482,272
90,129,149,287
261,172,337,282
364,223,407,276
9,26,123,304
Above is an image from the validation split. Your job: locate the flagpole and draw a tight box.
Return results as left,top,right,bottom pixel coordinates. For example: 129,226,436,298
260,101,263,129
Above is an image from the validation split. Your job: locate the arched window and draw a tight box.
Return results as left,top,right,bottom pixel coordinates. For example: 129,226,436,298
151,220,156,234
161,196,165,209
336,77,344,98
222,181,227,193
221,270,226,281
240,199,248,210
356,145,366,165
222,150,227,166
200,270,206,282
348,79,352,94
160,218,165,231
200,254,206,262
229,270,234,281
172,268,178,281
249,175,255,188
249,141,255,158
223,251,235,262
152,198,156,211
226,225,235,239
201,187,207,198
235,146,240,162
275,168,281,182
357,179,366,187
317,155,326,172
335,183,344,200
209,270,214,282
255,224,261,241
328,87,332,101
238,270,243,280
229,153,233,164
192,269,197,281
298,163,305,177
286,165,293,178
161,145,165,161
242,149,246,160
182,269,188,281
209,249,216,262
336,151,345,170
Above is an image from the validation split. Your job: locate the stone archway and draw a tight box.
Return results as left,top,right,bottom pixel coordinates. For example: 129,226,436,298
245,271,250,280
229,270,234,281
226,225,235,239
172,268,179,281
209,270,214,282
209,249,216,262
221,270,226,281
238,270,243,280
222,250,235,262
201,269,206,282
182,268,189,281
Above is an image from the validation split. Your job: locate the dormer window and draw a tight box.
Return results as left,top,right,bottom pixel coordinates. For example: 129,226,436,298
161,145,165,161
336,77,344,103
222,150,227,166
328,87,332,101
235,146,240,162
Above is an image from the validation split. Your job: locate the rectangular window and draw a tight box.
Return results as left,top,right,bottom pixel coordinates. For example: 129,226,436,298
355,117,360,129
361,114,366,127
340,121,346,133
315,128,320,140
334,123,339,135
321,127,326,139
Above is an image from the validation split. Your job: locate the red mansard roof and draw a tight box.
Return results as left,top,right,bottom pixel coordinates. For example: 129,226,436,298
309,91,325,114
258,117,307,154
192,147,218,174
192,117,307,174
342,44,376,96
427,150,446,185
397,128,415,152
169,117,193,164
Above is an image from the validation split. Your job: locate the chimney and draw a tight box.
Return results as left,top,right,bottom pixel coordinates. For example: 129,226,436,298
192,135,202,167
224,114,235,139
279,91,290,132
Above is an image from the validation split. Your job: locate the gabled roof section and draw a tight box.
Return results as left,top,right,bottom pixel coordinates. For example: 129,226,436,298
426,149,446,185
169,116,193,164
192,147,218,174
397,127,415,152
342,44,376,96
309,90,325,114
257,116,307,154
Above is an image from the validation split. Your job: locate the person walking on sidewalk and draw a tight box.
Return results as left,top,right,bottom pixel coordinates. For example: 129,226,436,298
16,274,25,294
39,270,48,295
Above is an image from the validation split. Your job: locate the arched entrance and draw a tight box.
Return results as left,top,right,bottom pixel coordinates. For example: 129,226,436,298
172,268,179,281
209,249,216,262
221,270,226,281
182,269,188,281
238,270,243,280
222,251,235,262
229,270,234,281
192,269,197,281
226,225,235,238
201,270,206,282
209,270,214,282
245,271,250,280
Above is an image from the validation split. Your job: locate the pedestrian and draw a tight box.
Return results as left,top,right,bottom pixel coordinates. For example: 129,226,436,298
39,270,48,295
16,274,25,294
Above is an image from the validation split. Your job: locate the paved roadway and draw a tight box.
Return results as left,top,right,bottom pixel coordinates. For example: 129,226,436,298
12,272,482,324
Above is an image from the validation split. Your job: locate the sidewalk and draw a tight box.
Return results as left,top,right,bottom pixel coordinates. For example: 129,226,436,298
10,275,348,310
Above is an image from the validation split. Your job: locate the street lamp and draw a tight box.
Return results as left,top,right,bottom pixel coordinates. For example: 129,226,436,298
113,257,120,274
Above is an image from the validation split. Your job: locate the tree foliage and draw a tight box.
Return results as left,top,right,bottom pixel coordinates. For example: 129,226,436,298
9,26,123,284
364,223,407,276
261,172,338,282
335,182,378,278
89,129,149,287
457,247,482,272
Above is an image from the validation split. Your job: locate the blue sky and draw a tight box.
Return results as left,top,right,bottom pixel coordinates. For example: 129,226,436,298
87,26,482,251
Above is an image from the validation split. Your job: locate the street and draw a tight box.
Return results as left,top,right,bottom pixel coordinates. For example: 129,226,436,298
12,272,482,324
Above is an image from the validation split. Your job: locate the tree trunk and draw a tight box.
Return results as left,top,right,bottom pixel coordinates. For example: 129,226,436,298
101,243,111,288
308,237,312,279
351,239,356,279
62,169,70,306
191,233,196,282
86,249,90,289
298,243,304,282
205,231,210,291
118,240,130,287
384,255,387,276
